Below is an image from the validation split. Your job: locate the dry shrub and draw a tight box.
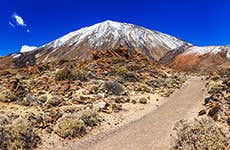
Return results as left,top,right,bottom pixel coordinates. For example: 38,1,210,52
53,109,99,139
53,117,86,139
73,69,90,81
171,118,229,150
55,67,74,81
0,119,41,150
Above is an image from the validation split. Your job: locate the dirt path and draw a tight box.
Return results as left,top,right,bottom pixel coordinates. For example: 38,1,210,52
67,76,206,150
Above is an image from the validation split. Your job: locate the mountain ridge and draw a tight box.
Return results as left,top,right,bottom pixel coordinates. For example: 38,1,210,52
12,20,190,67
1,20,229,70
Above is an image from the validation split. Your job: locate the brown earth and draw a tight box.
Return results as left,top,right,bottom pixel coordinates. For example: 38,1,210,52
169,53,230,73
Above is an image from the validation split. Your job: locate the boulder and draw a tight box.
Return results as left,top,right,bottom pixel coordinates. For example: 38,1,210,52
101,80,124,95
46,96,63,107
198,110,206,116
21,94,40,106
208,105,221,119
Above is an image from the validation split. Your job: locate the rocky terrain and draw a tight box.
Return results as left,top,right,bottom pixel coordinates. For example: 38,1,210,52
198,68,230,133
170,68,230,150
168,46,230,73
0,48,186,149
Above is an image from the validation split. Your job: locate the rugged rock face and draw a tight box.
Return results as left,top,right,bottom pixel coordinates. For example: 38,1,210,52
13,20,189,67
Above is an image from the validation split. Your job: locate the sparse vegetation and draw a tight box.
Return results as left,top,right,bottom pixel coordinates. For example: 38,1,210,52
0,119,41,150
0,90,17,102
53,116,86,139
171,118,229,150
73,68,90,81
53,109,99,139
0,47,189,149
55,67,74,81
115,67,128,76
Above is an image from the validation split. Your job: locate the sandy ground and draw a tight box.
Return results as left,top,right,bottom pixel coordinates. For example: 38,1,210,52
61,76,205,150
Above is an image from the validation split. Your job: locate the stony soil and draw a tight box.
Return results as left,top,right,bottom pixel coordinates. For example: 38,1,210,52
0,49,187,150
198,68,230,140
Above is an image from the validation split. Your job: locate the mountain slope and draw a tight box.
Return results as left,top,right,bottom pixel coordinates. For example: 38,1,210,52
13,20,189,67
168,46,230,72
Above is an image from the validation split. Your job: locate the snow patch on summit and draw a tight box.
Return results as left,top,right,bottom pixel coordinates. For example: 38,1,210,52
185,46,230,58
20,45,37,53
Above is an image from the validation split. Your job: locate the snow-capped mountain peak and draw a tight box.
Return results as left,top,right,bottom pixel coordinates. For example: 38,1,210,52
41,20,188,53
14,20,190,67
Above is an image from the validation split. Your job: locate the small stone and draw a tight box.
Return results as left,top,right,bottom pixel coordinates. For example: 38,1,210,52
139,98,147,104
89,86,98,94
115,97,125,103
147,96,150,100
97,93,105,99
94,101,107,109
131,99,137,104
112,104,122,113
204,97,214,105
198,109,206,116
38,90,47,95
208,105,220,119
46,126,53,133
72,95,91,104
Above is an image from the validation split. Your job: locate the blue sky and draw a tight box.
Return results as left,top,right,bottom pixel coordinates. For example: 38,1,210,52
0,0,229,56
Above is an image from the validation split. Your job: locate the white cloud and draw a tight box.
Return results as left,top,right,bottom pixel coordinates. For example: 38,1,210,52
9,21,15,28
20,45,37,53
9,13,31,32
12,13,27,26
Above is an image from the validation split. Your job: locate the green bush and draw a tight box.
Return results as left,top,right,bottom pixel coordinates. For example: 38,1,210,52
115,67,128,76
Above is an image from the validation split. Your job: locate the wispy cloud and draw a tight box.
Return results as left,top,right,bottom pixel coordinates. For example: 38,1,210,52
9,21,15,28
9,13,31,32
12,13,27,26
